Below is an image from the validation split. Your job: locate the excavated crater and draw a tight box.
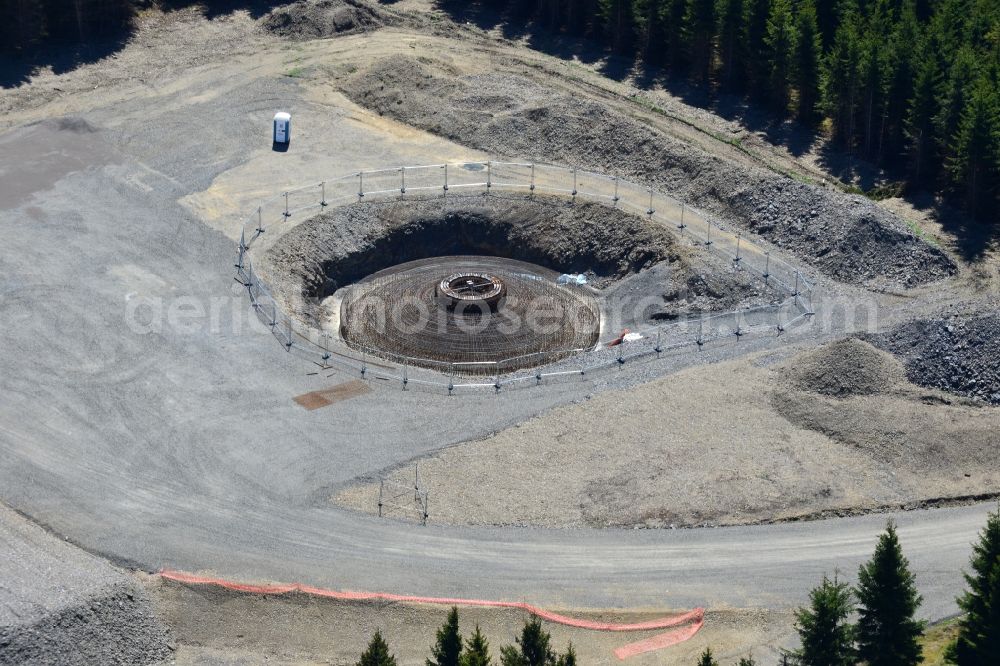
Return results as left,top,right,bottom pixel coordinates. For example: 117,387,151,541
259,192,783,371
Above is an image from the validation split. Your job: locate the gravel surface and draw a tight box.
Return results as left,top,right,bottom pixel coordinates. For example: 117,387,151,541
0,505,173,666
868,314,1000,405
335,344,1000,529
343,55,955,288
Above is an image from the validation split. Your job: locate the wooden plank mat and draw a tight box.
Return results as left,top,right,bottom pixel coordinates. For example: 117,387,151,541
293,380,371,410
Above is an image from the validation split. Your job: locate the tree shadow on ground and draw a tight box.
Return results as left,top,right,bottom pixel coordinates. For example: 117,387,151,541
0,0,286,89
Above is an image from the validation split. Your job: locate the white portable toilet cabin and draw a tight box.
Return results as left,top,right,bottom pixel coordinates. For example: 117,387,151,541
273,112,291,144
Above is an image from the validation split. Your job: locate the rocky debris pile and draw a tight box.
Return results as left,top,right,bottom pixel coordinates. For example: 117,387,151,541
727,182,955,287
344,56,956,288
261,0,388,39
785,338,906,398
867,315,1000,405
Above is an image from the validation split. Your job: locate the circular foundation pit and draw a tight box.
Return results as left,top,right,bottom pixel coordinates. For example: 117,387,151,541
339,256,600,372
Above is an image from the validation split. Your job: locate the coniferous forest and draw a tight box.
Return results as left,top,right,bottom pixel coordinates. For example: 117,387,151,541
456,0,1000,222
2,0,998,220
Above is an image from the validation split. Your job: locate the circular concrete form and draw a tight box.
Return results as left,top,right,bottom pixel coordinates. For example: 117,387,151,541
436,273,506,312
339,256,600,372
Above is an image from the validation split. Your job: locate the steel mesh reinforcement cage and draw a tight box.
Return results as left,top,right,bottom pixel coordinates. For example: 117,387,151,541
338,256,601,373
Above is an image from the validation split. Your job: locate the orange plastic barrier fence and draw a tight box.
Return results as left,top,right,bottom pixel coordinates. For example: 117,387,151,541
158,569,703,658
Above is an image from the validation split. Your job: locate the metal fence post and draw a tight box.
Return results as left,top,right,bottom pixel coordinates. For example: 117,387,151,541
400,167,406,195
529,163,535,192
358,171,364,199
646,188,654,216
320,181,327,207
285,317,293,350
448,363,455,395
443,164,449,193
486,161,492,192
705,220,713,246
734,232,742,265
613,176,620,205
283,191,290,218
655,328,662,355
360,349,367,378
256,206,264,235
571,168,578,200
236,228,246,270
617,341,624,366
763,252,770,282
402,359,408,390
678,201,686,230
697,318,704,349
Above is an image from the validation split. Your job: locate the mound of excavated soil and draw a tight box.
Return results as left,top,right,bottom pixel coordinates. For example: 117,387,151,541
785,338,906,398
261,0,388,39
343,56,955,288
867,314,1000,405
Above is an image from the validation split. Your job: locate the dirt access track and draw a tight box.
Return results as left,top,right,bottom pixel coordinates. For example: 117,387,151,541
0,2,997,662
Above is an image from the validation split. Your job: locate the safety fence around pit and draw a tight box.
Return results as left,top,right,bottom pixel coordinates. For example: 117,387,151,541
234,161,816,393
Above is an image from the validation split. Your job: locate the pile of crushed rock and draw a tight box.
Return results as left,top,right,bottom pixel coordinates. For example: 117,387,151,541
867,314,1000,405
785,338,906,398
343,55,956,288
260,0,389,39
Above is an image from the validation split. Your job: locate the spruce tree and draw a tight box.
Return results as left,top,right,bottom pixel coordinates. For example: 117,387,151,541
904,38,942,187
461,625,493,666
697,647,719,666
682,0,715,81
948,506,1000,663
765,0,797,114
793,0,824,122
946,77,1000,216
793,575,856,666
428,607,463,666
358,630,397,666
554,643,576,666
737,655,756,666
717,0,745,89
500,617,555,666
741,0,773,98
823,9,863,146
855,521,925,666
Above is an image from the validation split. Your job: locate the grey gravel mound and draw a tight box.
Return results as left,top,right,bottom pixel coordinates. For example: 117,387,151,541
786,338,906,398
343,56,955,288
0,505,173,666
867,315,1000,405
261,0,388,39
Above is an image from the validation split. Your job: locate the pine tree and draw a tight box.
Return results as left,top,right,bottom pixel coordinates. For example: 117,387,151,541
737,655,756,666
765,0,797,114
948,506,1000,663
500,617,555,666
428,607,463,666
793,575,856,666
697,647,719,666
358,630,397,666
793,0,824,122
461,625,493,666
855,521,925,666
